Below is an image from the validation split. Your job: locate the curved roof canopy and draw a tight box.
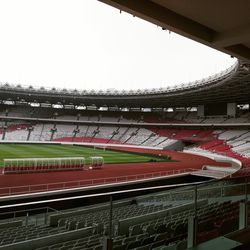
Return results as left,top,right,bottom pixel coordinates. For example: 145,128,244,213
0,60,249,108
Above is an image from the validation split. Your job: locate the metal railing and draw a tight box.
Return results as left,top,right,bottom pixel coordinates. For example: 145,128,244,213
0,206,59,226
0,168,197,197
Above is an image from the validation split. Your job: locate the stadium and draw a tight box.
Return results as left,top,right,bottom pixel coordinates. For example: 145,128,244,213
0,1,250,250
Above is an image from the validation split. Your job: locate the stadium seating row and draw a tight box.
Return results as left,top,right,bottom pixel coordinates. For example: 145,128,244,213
0,178,248,250
1,112,250,168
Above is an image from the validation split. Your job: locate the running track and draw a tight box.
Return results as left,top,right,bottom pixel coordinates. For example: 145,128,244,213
0,147,229,190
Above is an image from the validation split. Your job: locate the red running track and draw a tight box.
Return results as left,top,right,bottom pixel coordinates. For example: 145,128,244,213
0,148,228,191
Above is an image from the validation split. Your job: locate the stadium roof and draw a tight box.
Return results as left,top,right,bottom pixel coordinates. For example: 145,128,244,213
0,1,250,108
0,59,249,108
99,0,250,63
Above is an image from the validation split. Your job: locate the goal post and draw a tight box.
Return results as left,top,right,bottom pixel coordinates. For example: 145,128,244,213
3,157,86,174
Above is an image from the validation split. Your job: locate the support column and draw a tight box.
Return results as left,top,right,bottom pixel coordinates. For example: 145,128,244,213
188,185,198,248
27,126,34,141
2,125,7,140
103,196,113,250
197,105,204,117
239,202,248,230
239,179,248,230
227,103,236,117
50,124,57,141
187,216,198,248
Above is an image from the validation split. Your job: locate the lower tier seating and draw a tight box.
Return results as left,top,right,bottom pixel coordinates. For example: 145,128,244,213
0,179,248,250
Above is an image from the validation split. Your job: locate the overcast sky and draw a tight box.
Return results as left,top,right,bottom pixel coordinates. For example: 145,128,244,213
0,0,236,91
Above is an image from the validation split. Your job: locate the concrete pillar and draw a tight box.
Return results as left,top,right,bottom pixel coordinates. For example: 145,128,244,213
188,185,198,248
102,237,113,250
227,103,236,117
187,216,197,248
239,202,248,230
2,126,7,140
197,105,204,117
103,196,113,250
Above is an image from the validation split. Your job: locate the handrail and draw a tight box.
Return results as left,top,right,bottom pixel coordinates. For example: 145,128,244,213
0,168,197,197
0,206,59,218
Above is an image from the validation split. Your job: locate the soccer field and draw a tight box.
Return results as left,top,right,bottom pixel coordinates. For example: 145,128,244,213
0,144,168,167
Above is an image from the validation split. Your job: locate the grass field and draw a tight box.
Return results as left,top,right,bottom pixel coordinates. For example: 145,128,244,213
0,144,169,167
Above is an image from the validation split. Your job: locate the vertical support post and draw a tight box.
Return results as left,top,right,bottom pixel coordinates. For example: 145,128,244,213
45,207,48,225
194,184,198,219
187,216,198,248
245,177,248,203
26,212,29,226
239,178,248,229
244,177,248,228
239,202,247,230
2,126,7,140
103,196,113,250
109,195,113,240
188,185,198,248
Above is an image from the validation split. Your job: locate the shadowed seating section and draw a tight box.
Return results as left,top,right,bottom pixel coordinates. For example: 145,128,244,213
0,179,248,250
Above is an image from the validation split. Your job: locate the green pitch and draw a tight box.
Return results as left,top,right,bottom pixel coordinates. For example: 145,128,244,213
0,144,168,167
